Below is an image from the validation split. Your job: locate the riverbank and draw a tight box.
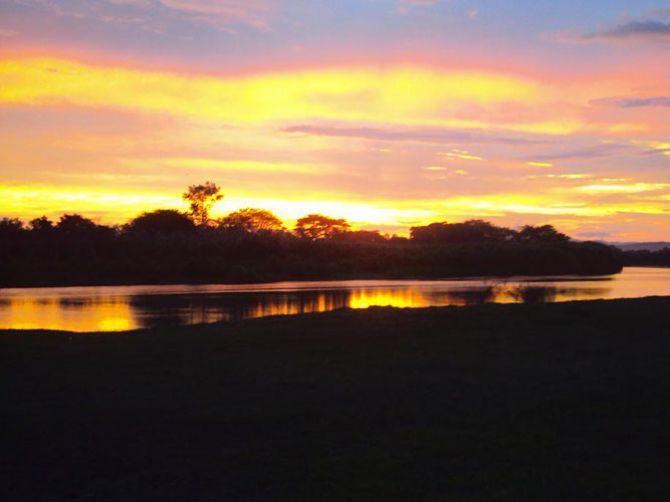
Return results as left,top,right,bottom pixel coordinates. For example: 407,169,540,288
1,238,622,288
3,297,670,500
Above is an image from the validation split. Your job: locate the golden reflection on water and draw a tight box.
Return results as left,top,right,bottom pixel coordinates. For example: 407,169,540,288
1,297,135,332
1,268,669,332
348,289,432,309
244,294,346,318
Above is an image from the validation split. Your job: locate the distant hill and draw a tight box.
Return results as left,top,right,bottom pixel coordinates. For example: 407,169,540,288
611,242,670,252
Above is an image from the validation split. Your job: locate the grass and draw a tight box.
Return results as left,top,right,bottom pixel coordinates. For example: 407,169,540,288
2,297,670,501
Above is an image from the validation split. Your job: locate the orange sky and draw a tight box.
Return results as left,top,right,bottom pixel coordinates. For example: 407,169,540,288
1,0,669,240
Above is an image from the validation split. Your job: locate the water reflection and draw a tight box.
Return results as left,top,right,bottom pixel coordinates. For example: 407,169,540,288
1,267,668,332
1,296,134,331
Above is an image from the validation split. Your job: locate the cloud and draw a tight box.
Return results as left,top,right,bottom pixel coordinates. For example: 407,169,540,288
579,16,670,43
396,0,440,14
281,124,544,145
593,20,670,40
577,231,612,239
8,0,276,31
529,142,632,162
0,28,18,37
616,96,670,108
157,0,276,29
634,141,670,157
576,182,670,195
0,58,551,131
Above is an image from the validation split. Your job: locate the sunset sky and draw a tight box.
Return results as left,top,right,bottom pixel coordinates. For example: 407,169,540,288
1,0,669,240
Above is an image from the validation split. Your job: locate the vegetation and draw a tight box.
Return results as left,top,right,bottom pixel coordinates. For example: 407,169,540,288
295,213,351,240
623,247,670,267
182,181,223,226
0,182,623,287
3,297,670,500
219,208,285,233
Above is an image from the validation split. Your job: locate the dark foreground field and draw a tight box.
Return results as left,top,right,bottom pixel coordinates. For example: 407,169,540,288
3,298,670,501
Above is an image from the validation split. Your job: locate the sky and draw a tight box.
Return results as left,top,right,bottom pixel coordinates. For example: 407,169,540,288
0,0,669,240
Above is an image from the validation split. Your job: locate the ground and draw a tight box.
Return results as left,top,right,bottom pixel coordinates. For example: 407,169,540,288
2,298,670,501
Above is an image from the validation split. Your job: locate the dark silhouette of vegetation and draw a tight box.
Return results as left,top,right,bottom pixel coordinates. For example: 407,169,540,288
335,230,387,244
182,181,223,226
410,220,570,244
623,247,670,267
0,185,624,287
0,217,23,237
218,208,285,233
517,224,570,243
295,214,351,240
29,216,54,232
126,210,196,235
411,219,516,243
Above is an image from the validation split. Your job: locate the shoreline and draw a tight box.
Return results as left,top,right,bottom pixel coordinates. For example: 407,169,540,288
0,267,631,291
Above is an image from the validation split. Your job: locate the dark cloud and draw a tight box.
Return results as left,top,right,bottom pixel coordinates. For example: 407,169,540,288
581,18,670,42
591,96,670,108
616,96,670,108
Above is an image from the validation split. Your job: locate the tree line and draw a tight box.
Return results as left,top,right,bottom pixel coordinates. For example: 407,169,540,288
0,182,624,287
623,248,670,267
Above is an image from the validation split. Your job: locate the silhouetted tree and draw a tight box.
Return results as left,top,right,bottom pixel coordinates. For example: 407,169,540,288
294,214,351,240
29,216,54,233
219,208,285,233
516,225,569,243
126,209,195,235
56,214,98,235
0,218,25,261
182,181,223,226
411,220,515,243
0,217,23,236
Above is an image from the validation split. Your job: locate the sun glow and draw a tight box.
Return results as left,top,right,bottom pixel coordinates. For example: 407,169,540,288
1,29,670,241
0,57,546,128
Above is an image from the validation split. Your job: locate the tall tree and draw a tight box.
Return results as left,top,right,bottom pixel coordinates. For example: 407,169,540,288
182,181,223,226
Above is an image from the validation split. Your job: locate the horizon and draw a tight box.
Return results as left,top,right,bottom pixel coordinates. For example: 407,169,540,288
1,1,670,241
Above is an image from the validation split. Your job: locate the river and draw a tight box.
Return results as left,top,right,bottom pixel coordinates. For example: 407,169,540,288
1,267,668,332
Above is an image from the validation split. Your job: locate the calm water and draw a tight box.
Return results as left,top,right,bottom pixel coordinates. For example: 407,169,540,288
1,267,668,332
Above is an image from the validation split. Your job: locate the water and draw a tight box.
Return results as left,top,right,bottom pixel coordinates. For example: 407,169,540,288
0,267,668,332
